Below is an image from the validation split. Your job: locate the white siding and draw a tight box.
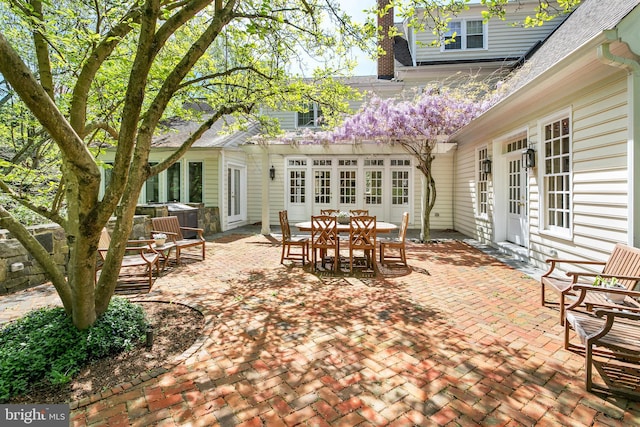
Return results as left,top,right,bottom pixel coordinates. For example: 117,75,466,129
428,152,455,230
244,145,455,233
528,75,630,269
453,139,490,240
410,2,565,65
454,70,631,273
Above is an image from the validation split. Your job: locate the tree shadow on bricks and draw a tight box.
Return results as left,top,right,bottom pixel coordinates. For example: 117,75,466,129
136,235,639,425
189,261,635,425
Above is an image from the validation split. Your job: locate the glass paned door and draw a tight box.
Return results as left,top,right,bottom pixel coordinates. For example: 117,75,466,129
507,156,528,246
227,165,244,223
339,170,357,207
364,164,384,219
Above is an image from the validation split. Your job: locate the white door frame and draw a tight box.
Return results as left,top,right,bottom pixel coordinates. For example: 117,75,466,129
226,162,246,225
505,152,529,246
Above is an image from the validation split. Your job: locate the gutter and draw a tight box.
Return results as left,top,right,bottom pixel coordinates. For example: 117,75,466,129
597,29,640,247
597,30,640,74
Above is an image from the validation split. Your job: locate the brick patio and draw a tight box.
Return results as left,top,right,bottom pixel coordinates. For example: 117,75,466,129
2,229,639,426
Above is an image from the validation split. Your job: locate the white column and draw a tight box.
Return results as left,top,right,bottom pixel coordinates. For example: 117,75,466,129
261,149,271,234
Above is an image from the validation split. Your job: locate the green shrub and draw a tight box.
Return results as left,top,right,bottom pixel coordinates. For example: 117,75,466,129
0,297,149,402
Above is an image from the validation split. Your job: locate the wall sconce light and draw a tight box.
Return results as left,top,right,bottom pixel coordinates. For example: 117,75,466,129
481,158,492,174
522,148,536,168
269,165,275,181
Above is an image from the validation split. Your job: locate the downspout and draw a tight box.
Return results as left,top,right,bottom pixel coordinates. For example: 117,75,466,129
597,30,640,246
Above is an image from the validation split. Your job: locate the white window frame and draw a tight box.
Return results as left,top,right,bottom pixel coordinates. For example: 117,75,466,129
312,159,332,205
539,109,573,240
296,103,323,128
187,160,204,203
476,146,490,218
442,18,487,51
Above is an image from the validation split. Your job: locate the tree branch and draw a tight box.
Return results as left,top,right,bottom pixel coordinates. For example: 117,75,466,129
0,179,67,227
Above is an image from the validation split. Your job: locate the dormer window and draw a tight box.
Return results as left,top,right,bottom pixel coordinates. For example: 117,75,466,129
444,19,486,50
297,103,323,128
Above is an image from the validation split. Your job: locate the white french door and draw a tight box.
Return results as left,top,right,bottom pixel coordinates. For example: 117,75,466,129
506,155,528,246
363,169,384,219
287,165,307,221
227,164,245,224
285,156,412,224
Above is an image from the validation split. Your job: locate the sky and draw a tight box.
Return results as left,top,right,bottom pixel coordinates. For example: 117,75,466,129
338,0,377,76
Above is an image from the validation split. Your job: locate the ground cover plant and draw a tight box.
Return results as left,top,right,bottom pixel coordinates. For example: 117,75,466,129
0,297,148,402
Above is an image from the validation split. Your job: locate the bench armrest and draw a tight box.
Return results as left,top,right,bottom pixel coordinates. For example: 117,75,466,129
594,308,640,321
567,271,640,282
571,284,640,297
542,258,605,277
179,226,204,239
567,284,640,312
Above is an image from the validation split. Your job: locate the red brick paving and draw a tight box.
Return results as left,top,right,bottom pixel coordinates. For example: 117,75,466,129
2,231,640,426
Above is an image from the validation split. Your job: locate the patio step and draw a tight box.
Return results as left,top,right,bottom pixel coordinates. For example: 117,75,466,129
496,241,529,263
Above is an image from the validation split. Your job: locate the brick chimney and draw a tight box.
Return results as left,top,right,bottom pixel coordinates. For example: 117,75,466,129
377,0,394,80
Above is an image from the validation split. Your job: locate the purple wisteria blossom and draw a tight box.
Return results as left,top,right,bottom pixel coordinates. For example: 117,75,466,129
301,86,490,241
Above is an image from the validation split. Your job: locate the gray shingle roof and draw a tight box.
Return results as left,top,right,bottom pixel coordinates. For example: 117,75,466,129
151,116,261,148
500,0,640,97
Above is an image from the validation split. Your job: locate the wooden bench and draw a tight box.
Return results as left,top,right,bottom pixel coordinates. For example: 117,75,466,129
564,285,640,397
151,216,205,265
97,228,160,294
541,243,640,325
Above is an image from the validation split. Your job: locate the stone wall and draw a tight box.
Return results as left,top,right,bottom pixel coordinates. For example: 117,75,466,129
0,206,220,295
0,216,149,295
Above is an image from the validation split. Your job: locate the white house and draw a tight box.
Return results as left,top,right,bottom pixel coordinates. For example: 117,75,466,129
450,0,640,271
99,0,596,241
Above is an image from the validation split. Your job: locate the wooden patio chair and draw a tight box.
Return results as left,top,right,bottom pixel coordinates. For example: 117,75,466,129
564,284,640,397
96,228,160,294
279,210,309,265
379,212,409,266
348,215,376,273
541,243,640,325
320,209,339,216
311,215,340,272
151,216,205,265
349,209,369,217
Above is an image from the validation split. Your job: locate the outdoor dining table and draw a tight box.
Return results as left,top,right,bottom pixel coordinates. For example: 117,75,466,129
294,220,398,273
293,220,398,234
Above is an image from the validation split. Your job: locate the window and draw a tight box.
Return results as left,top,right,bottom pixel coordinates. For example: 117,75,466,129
188,161,203,203
166,162,181,202
145,162,159,203
391,170,409,205
365,171,383,205
314,170,331,204
297,103,323,128
289,170,306,203
477,147,489,216
103,162,114,189
543,116,571,233
444,19,485,50
339,170,357,204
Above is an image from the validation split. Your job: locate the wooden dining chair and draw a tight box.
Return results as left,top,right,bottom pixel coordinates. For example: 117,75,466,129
311,215,340,272
349,209,369,217
379,212,409,266
279,210,309,265
320,209,339,216
349,215,376,273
